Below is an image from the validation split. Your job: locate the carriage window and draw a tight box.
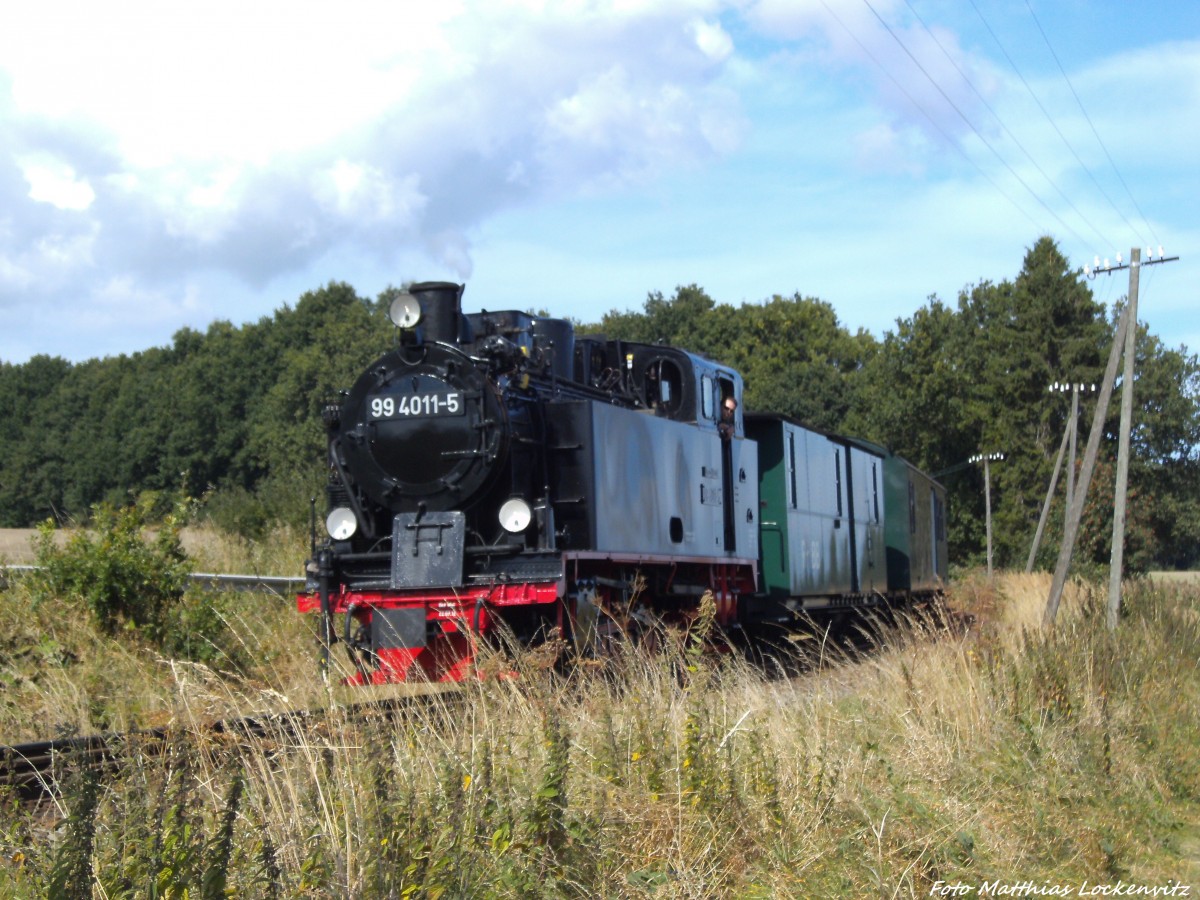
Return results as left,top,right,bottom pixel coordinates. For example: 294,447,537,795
871,462,880,523
788,431,797,509
835,449,843,517
717,377,735,414
701,375,715,421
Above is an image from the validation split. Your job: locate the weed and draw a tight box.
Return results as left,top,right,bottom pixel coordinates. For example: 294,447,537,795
2,571,1198,895
45,766,101,900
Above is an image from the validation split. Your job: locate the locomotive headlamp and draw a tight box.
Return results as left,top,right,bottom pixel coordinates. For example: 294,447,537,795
498,498,532,533
326,507,358,541
388,291,422,329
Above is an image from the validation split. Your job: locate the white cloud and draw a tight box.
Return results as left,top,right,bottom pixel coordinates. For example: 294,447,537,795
690,18,734,62
0,0,1192,365
0,0,456,167
18,156,95,210
853,123,928,176
321,161,427,225
35,228,97,269
0,0,747,325
746,0,1001,159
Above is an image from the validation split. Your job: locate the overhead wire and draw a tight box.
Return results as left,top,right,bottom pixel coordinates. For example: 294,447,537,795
1021,0,1162,249
899,0,1113,251
817,0,1045,239
1018,1,1171,341
824,0,1166,316
861,2,1173,363
857,0,1094,248
968,0,1150,253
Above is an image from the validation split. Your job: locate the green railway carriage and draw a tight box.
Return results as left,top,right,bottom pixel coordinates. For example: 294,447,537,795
880,451,948,594
746,414,947,616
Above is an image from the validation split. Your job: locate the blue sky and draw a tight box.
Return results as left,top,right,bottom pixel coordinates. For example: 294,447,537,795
1,0,1195,364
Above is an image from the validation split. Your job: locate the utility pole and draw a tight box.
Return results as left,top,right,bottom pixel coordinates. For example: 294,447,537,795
1026,422,1069,573
1045,247,1179,627
970,452,1005,577
1107,249,1141,630
1028,382,1097,572
1043,305,1128,626
1058,381,1098,513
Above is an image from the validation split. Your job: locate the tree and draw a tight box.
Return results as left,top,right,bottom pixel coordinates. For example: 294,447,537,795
1075,312,1200,571
853,237,1111,568
0,355,72,524
963,238,1108,567
850,297,984,555
591,285,874,430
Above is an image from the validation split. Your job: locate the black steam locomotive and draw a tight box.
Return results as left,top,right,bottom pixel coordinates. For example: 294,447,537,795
298,282,948,683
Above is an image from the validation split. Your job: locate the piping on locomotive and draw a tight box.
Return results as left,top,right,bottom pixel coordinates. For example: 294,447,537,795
297,282,948,683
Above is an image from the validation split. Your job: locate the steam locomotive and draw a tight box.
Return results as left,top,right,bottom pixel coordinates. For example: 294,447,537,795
297,282,948,683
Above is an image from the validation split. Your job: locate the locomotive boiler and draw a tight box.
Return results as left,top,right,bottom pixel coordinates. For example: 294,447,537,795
298,281,947,683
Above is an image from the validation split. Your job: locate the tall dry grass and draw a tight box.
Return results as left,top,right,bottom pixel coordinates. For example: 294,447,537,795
0,523,320,742
2,568,1198,897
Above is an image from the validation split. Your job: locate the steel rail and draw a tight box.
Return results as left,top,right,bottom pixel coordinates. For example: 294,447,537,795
0,565,305,594
0,689,462,803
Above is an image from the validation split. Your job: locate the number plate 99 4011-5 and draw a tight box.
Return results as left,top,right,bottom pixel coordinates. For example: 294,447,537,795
368,392,464,419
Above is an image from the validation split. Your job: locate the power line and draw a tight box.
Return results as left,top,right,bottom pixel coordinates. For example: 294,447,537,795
816,0,1045,237
859,0,1095,249
968,0,1147,249
899,0,1113,251
1021,0,1162,248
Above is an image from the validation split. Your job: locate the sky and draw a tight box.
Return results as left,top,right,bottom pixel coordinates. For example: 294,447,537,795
1,0,1196,365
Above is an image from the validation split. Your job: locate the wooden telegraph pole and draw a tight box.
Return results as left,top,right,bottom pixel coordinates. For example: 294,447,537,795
1107,249,1141,629
1043,304,1129,626
1044,247,1179,628
1026,417,1069,573
1027,381,1097,573
970,452,1005,577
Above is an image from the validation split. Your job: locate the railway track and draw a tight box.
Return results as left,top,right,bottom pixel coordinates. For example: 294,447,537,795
0,564,305,594
0,687,462,804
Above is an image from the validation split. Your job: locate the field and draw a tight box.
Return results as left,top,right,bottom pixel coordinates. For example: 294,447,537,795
2,528,1199,896
0,530,54,565
0,528,233,567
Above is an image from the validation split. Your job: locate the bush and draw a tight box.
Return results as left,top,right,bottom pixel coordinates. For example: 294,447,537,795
201,468,323,540
160,589,245,667
31,500,190,643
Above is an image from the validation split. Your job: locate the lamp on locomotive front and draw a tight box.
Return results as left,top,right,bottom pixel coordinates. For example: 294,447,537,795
388,291,422,329
325,506,357,541
499,498,533,533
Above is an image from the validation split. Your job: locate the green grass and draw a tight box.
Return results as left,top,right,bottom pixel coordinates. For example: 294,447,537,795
1,533,1198,896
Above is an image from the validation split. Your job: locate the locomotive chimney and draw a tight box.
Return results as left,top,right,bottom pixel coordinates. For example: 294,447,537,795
409,281,471,344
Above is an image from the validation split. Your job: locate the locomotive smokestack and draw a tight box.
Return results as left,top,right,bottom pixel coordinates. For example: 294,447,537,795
409,281,469,344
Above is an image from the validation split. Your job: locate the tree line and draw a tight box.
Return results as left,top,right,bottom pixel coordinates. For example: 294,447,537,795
1,237,1196,571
